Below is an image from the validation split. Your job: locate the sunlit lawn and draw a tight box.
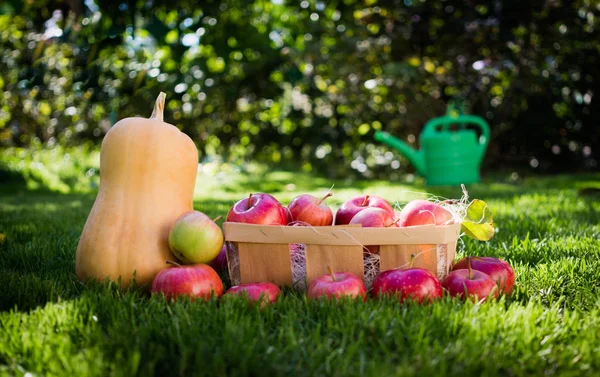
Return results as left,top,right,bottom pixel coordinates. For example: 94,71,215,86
1,171,600,376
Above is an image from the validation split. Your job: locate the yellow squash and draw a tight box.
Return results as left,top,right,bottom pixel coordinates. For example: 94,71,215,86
76,93,198,288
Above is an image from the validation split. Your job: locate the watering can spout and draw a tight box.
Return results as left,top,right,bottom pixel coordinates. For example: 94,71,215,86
374,131,426,176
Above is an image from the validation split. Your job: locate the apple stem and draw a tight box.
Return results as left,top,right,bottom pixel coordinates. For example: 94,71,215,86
166,260,183,268
247,193,253,210
212,215,223,222
328,266,336,282
361,195,370,207
467,256,472,279
317,192,333,206
409,254,416,269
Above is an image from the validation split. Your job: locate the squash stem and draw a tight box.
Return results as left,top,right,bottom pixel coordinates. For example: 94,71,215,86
150,92,166,122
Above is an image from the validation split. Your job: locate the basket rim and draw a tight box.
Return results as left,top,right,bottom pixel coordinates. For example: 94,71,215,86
223,222,461,245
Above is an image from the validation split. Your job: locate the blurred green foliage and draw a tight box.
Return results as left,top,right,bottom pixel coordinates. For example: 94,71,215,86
0,0,598,180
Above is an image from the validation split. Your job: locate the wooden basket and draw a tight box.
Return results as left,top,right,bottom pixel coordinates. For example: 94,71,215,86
223,222,461,289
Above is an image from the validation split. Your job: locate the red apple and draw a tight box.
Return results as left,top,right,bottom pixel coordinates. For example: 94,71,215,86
287,192,334,226
442,260,498,301
397,199,453,227
285,206,294,224
307,270,367,300
349,207,399,253
334,194,395,225
288,220,311,227
226,193,287,225
452,256,515,294
223,282,281,306
371,268,443,303
151,261,224,301
349,207,398,228
209,244,228,271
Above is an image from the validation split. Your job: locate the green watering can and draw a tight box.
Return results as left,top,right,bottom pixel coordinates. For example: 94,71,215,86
374,109,490,186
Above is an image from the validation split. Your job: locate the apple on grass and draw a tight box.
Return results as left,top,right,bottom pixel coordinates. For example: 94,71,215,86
151,261,224,301
226,193,287,225
397,199,453,227
307,268,367,301
222,282,281,306
349,207,399,253
335,195,395,225
371,260,443,304
442,257,498,302
287,192,334,226
452,256,515,294
168,211,224,264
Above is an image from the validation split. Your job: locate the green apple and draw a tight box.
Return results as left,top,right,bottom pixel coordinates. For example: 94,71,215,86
168,211,224,264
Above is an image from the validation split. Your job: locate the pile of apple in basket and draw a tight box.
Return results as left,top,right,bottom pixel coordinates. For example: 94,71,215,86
153,190,515,305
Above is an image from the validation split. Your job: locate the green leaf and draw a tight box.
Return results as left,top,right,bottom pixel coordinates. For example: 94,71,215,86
461,199,495,241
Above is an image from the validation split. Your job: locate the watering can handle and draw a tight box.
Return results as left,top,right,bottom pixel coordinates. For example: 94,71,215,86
422,114,490,146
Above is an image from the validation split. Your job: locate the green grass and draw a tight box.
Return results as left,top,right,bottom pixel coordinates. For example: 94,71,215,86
1,171,600,377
